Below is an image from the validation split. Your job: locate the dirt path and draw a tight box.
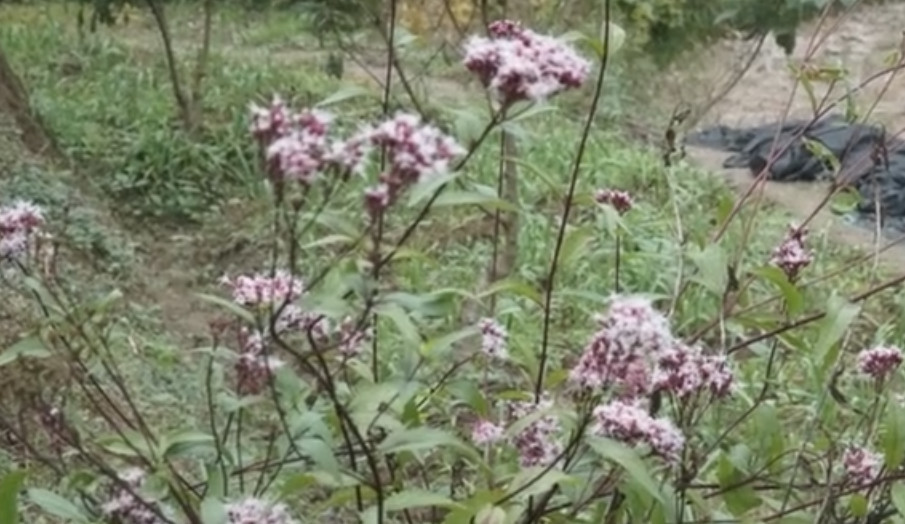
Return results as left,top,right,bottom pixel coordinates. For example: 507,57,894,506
680,2,905,267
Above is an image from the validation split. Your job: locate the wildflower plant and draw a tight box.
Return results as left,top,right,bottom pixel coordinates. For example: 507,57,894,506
6,5,905,524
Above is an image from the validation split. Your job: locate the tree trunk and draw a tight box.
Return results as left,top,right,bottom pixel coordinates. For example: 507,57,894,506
0,43,60,159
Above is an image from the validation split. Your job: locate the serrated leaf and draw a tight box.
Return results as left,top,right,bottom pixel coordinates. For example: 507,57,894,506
26,489,88,523
384,489,461,512
0,470,26,524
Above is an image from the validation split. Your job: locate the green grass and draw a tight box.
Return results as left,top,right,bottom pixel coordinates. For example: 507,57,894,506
3,2,905,523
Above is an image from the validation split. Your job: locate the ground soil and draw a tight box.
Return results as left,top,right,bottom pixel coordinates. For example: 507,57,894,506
674,2,905,268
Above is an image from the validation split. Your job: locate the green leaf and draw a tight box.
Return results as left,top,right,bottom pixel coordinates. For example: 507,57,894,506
830,187,861,215
477,277,542,306
588,438,667,508
0,337,51,367
559,225,595,269
474,505,507,524
204,463,226,500
813,295,860,378
374,303,421,347
161,431,215,459
850,493,869,517
0,470,26,524
26,489,88,523
433,190,518,212
297,438,340,478
883,404,905,468
315,84,372,107
598,21,626,55
504,102,557,124
505,467,578,501
689,244,728,296
194,293,255,324
200,497,227,524
753,266,805,317
891,482,905,516
408,172,458,207
384,490,461,512
379,427,479,465
420,326,480,359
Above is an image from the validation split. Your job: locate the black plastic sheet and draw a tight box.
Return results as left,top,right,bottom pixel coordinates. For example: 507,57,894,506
688,115,905,232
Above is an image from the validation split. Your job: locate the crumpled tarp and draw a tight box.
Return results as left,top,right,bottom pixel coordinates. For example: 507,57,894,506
687,114,905,232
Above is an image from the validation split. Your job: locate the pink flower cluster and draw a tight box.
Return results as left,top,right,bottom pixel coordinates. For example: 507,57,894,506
0,200,44,260
471,419,505,446
463,19,590,104
479,317,508,360
251,96,368,185
595,189,633,215
362,113,466,216
770,224,813,279
570,296,734,400
593,399,685,462
101,468,165,524
507,395,563,467
857,345,903,380
222,269,305,309
225,497,298,524
221,270,371,394
235,342,287,397
652,343,733,398
248,97,465,216
842,445,883,486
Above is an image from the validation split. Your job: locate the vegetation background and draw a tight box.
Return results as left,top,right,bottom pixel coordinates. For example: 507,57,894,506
3,0,905,522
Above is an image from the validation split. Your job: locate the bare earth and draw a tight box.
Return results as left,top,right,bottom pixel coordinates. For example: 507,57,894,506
679,2,905,266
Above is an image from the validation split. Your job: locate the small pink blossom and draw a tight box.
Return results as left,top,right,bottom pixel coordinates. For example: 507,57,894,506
507,394,562,467
364,184,390,217
595,189,633,215
479,317,508,359
463,20,590,104
652,344,734,398
569,295,673,394
101,468,165,524
770,224,812,279
249,95,292,142
857,346,903,380
842,446,883,486
235,352,287,397
225,497,298,524
0,200,45,259
220,270,305,309
471,419,504,446
336,316,372,358
592,399,684,463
